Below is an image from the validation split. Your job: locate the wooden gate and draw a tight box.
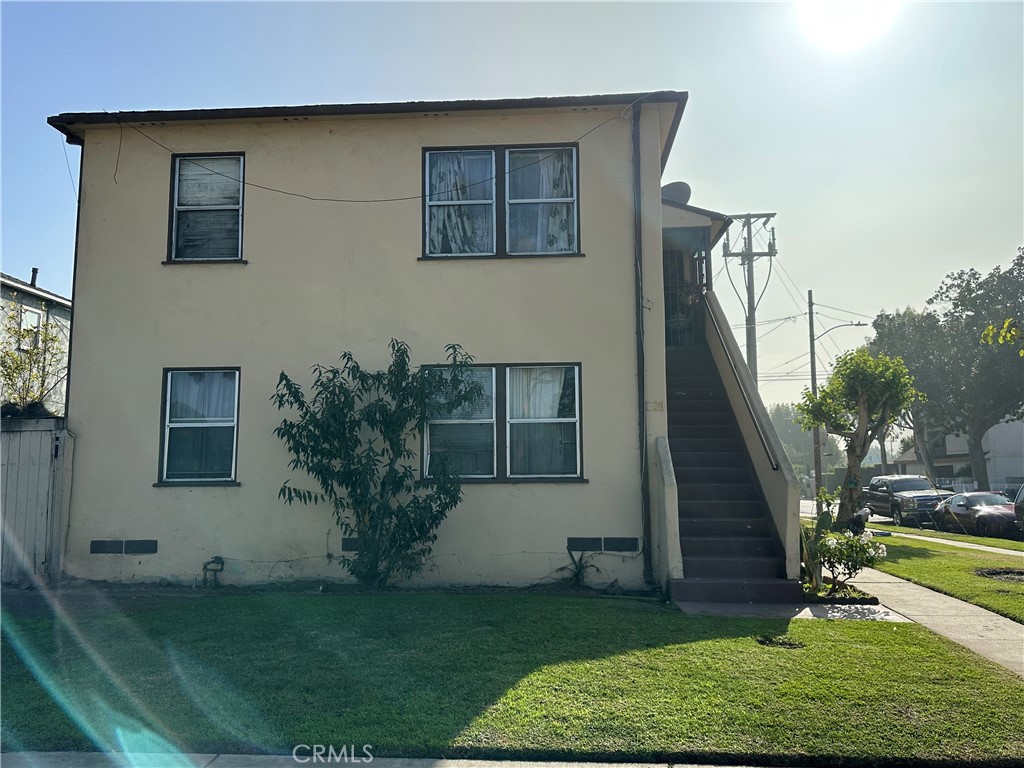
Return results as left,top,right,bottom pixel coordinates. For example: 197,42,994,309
1,418,74,585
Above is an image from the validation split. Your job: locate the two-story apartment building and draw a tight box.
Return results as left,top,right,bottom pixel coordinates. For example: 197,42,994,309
49,92,800,600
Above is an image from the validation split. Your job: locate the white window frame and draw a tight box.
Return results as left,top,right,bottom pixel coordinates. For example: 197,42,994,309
505,147,578,256
424,150,497,257
171,154,244,262
18,307,41,350
423,363,582,481
424,366,497,478
506,365,581,479
161,369,239,483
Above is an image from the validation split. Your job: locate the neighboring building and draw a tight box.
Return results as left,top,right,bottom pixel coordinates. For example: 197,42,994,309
893,421,1024,494
1,270,72,415
48,92,800,599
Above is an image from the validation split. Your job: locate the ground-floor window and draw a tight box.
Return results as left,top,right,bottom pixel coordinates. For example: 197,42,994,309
161,368,239,482
426,363,581,480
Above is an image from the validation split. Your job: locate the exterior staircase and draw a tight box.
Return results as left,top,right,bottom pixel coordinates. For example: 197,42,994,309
666,346,802,603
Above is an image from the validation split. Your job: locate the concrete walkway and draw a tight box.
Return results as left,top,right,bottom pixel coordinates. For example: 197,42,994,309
851,566,1024,677
878,530,1024,556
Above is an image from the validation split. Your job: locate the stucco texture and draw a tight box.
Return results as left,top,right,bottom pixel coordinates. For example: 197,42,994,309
63,103,674,588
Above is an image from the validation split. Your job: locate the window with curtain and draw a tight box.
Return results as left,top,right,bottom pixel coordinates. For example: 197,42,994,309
423,145,578,258
425,367,495,477
507,148,576,255
424,363,581,480
507,366,579,476
171,155,243,261
425,150,495,256
162,369,239,482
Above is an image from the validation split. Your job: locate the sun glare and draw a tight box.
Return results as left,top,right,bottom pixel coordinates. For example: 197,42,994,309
795,1,902,55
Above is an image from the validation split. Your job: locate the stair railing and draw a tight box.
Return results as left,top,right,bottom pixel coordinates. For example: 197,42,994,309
702,293,779,471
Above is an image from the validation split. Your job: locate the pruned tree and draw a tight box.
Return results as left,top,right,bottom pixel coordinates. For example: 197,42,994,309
797,348,919,528
1,297,68,416
272,340,484,588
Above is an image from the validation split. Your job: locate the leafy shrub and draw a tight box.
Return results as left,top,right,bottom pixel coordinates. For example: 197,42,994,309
817,530,887,595
272,340,483,588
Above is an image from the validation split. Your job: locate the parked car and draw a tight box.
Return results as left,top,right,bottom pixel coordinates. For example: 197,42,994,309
932,492,1018,537
860,475,954,527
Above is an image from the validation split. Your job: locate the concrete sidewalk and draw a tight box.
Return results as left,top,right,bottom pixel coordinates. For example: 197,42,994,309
0,756,769,768
851,566,1024,677
877,530,1024,556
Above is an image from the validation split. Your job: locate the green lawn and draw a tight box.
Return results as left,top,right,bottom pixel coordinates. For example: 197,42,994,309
868,521,1024,552
3,591,1023,765
869,536,1024,623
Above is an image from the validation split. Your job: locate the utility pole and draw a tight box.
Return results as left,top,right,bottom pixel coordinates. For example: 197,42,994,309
808,289,823,516
723,213,777,384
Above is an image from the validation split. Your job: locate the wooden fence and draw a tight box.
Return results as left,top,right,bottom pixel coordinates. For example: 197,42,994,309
1,418,74,585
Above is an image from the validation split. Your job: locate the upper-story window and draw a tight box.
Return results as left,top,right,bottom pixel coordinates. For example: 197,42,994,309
18,307,41,350
170,154,244,262
424,146,578,258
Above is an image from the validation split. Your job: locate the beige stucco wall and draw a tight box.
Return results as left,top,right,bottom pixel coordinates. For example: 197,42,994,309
63,103,673,588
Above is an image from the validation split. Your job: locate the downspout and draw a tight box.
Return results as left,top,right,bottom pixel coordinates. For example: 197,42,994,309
632,104,653,584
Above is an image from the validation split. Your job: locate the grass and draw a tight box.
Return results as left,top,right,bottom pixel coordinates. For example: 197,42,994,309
869,536,1024,623
3,590,1024,766
867,521,1024,552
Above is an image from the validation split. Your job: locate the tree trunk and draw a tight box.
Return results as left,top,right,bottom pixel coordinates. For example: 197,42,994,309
879,434,889,473
965,421,991,491
835,448,862,529
911,413,939,480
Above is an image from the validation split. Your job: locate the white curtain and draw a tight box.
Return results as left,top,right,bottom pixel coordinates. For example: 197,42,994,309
169,371,236,422
508,367,565,419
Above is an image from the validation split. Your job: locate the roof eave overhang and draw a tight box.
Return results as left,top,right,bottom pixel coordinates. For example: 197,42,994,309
48,91,690,148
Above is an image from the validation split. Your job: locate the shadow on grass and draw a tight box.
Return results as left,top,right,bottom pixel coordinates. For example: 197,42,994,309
2,585,790,760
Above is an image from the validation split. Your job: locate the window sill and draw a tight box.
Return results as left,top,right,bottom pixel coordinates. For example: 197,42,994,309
161,259,248,265
153,480,241,487
418,253,585,262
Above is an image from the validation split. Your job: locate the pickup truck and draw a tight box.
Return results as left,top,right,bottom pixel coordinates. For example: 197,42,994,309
860,475,954,527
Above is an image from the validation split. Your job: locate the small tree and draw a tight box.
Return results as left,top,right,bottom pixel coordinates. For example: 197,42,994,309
272,340,483,588
1,298,68,416
797,348,919,528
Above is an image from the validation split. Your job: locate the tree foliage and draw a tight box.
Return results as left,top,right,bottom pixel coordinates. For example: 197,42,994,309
767,402,843,477
797,348,919,527
1,297,68,416
873,251,1024,489
981,318,1023,357
272,340,484,588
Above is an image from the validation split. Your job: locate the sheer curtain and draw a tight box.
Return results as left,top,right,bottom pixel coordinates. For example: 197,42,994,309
169,371,237,421
427,152,494,255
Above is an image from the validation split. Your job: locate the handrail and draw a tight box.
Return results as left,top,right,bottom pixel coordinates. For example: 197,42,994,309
702,294,779,471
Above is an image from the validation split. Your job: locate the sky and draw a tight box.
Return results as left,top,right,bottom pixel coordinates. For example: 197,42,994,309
2,1,1022,409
